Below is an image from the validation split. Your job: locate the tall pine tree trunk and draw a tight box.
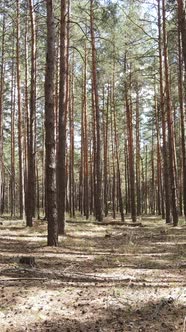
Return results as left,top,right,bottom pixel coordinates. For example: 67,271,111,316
90,0,103,221
135,87,141,216
162,0,178,226
57,0,67,234
45,0,58,246
158,0,171,223
124,57,136,222
16,0,25,219
177,4,186,219
0,13,5,215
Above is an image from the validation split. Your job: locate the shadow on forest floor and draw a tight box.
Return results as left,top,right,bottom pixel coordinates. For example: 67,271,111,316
0,216,185,331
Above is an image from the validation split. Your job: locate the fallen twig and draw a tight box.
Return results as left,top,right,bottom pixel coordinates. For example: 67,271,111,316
183,316,186,332
0,278,46,282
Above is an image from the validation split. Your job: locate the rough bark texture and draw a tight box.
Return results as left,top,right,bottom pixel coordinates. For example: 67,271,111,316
162,0,178,226
90,0,103,222
45,0,58,247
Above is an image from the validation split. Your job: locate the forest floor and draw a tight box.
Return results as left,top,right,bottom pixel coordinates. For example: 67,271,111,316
0,216,186,332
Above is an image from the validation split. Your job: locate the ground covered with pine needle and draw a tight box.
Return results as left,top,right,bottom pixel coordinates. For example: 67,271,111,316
0,216,186,332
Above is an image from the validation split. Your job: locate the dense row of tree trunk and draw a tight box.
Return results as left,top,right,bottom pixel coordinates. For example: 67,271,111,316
0,0,185,246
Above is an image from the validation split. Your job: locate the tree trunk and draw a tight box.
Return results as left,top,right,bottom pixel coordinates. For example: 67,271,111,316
10,40,15,218
16,0,25,220
83,45,89,220
177,6,186,219
177,0,186,70
135,87,141,216
45,0,58,246
90,0,103,222
103,87,109,217
124,57,136,222
162,0,179,226
26,0,37,226
57,0,67,235
158,0,171,223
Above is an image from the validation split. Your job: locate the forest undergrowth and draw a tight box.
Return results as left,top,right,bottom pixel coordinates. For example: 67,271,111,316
0,217,185,332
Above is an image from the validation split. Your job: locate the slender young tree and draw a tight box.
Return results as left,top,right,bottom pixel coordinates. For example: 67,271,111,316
135,87,141,216
16,0,25,219
124,57,136,222
177,0,186,69
158,0,171,223
57,0,67,234
0,13,5,216
177,2,186,219
10,39,15,217
103,86,109,217
24,11,29,218
26,0,37,226
83,45,89,219
69,58,75,218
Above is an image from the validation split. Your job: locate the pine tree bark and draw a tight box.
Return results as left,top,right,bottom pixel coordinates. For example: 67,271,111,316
135,87,141,216
158,0,171,223
45,0,58,246
154,91,163,216
0,13,5,216
16,0,25,220
162,0,179,226
124,58,136,222
112,72,124,222
177,6,186,219
10,41,15,217
26,0,37,226
111,106,116,219
57,0,67,235
69,59,75,218
90,0,103,221
103,87,109,217
24,13,29,219
177,0,186,70
83,45,89,219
